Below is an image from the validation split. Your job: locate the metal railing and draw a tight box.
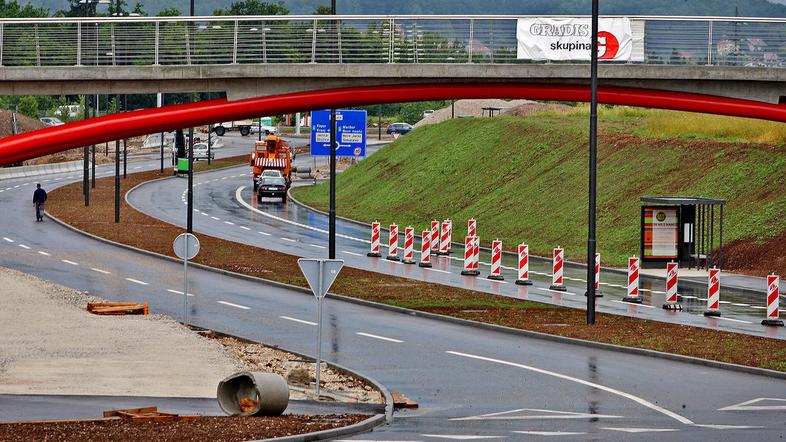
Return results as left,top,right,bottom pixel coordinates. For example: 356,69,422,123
0,15,784,68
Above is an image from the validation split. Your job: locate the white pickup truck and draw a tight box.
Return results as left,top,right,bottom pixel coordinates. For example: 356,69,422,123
212,118,277,137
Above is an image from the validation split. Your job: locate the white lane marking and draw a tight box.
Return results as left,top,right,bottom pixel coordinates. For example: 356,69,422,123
652,290,666,294
512,431,586,436
201,212,209,216
13,185,20,188
224,221,235,225
716,317,753,324
453,408,622,421
240,226,251,231
281,237,297,242
218,300,251,310
91,267,110,274
536,287,577,296
750,306,768,310
422,436,504,440
446,351,694,425
602,427,678,433
236,186,368,243
211,216,220,220
425,268,451,274
309,244,327,249
61,259,79,266
125,278,149,286
719,397,786,411
258,231,271,236
731,303,750,307
356,332,404,343
342,251,363,257
18,244,30,249
485,279,508,284
280,315,317,326
681,295,697,299
167,289,195,297
3,237,14,243
692,424,764,429
610,300,656,309
133,166,142,170
38,251,51,256
719,300,731,304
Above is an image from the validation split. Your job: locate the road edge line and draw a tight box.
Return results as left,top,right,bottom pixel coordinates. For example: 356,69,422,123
45,209,786,382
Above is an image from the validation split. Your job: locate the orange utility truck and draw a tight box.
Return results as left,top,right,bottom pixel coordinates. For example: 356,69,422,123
250,136,293,191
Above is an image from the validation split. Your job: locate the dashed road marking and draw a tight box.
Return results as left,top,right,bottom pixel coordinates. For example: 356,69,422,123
356,332,404,343
281,237,296,242
309,244,326,249
125,278,149,285
258,231,271,236
602,427,678,433
167,289,195,297
2,237,13,243
240,226,251,231
61,259,79,266
224,221,235,225
342,251,363,257
218,300,250,310
18,244,30,249
280,315,317,326
91,267,110,274
211,216,220,220
38,251,51,256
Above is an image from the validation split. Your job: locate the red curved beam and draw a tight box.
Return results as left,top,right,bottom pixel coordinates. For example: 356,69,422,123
2,82,786,166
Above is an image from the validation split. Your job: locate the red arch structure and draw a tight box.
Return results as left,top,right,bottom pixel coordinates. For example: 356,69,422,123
2,82,786,166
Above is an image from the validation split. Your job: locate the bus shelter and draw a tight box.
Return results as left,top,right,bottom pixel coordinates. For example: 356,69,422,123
640,196,726,270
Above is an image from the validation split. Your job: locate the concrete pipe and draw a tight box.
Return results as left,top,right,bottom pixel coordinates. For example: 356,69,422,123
217,371,289,417
296,166,311,174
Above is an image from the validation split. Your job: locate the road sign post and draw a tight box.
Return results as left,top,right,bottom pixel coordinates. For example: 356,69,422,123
297,258,344,399
174,233,200,325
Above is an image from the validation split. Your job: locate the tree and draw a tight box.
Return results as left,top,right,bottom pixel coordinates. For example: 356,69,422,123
0,0,48,17
17,96,39,119
157,6,181,16
314,5,332,15
213,0,289,16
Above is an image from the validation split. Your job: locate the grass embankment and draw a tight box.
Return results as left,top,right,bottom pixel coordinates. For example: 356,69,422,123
292,108,786,275
47,159,786,372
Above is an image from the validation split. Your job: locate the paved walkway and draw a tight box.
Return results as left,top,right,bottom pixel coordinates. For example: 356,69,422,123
639,267,781,294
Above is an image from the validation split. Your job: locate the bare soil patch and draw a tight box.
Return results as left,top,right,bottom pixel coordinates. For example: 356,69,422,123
0,414,368,442
46,163,786,373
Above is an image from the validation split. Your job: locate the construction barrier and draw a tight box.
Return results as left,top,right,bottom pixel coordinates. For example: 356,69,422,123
623,256,643,304
549,247,567,292
487,239,504,281
472,235,480,272
419,230,433,268
446,219,453,254
762,274,783,326
386,224,400,261
585,253,604,298
662,262,683,310
515,243,533,286
461,236,479,276
468,218,476,237
438,220,450,256
403,226,416,265
703,267,721,317
367,221,382,258
430,220,440,251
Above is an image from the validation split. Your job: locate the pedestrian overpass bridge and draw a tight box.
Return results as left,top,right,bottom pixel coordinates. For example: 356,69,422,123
1,15,786,103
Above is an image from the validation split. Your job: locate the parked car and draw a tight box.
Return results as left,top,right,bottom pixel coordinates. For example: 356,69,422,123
257,176,288,203
192,142,215,161
39,117,64,127
386,122,413,135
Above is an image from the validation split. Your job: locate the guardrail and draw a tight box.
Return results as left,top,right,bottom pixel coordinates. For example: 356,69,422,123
0,15,784,68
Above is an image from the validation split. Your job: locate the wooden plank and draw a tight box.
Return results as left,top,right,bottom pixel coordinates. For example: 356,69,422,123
103,406,158,418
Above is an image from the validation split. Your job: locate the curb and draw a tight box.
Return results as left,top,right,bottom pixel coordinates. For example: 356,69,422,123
287,189,767,296
45,210,786,382
0,159,83,181
259,414,386,442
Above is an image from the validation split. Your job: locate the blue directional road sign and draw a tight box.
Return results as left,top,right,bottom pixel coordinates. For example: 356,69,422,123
310,109,367,157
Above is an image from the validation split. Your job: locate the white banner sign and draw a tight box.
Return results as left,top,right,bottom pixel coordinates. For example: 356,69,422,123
517,17,633,61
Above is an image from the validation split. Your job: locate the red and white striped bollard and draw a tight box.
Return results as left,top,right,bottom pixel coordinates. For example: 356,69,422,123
438,220,450,255
402,226,415,265
623,256,643,303
515,243,533,286
487,239,504,281
446,219,453,254
461,236,479,276
585,253,604,298
468,218,476,238
549,247,567,292
662,262,683,310
419,230,432,268
386,224,400,261
762,274,783,326
367,221,381,258
472,235,480,272
703,267,721,317
430,220,440,251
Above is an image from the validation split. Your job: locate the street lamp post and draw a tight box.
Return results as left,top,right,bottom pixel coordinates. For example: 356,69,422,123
586,0,599,325
328,0,338,259
187,0,195,234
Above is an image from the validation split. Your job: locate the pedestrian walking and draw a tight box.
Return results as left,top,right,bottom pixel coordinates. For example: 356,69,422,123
33,184,47,222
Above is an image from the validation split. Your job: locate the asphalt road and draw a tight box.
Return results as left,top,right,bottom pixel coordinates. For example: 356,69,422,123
1,134,785,440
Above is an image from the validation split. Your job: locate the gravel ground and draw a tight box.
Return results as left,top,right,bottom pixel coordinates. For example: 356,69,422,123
0,267,243,398
414,99,544,127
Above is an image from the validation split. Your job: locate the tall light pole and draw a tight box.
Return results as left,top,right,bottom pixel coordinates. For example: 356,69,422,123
187,0,195,234
328,0,338,259
586,0,599,325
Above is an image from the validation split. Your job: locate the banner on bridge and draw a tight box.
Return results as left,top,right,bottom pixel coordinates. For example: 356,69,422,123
517,17,635,61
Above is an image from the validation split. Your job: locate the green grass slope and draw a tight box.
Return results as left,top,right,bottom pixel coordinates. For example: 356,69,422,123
292,111,786,273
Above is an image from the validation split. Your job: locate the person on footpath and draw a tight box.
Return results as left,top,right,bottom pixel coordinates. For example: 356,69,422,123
33,183,47,222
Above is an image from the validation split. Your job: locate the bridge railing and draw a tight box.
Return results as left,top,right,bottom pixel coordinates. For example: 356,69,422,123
0,15,785,68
